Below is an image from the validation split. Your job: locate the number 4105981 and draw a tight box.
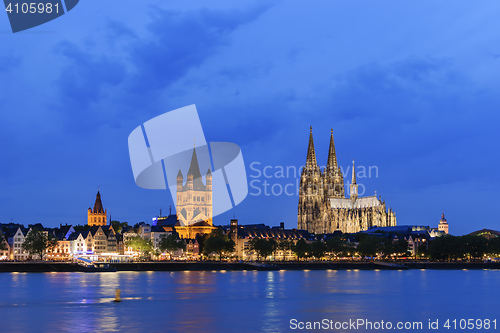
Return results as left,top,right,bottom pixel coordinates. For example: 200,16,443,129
444,319,496,330
6,2,59,14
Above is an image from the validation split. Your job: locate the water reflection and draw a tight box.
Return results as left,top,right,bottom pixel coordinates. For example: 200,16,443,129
0,270,499,332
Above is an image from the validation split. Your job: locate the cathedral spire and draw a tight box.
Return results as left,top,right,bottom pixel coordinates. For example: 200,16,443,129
350,160,358,202
351,160,356,185
305,126,319,170
326,128,339,176
324,128,345,198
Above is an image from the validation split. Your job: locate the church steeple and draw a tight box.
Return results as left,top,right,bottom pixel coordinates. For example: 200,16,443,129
326,129,338,175
187,147,202,180
305,126,319,170
324,129,345,199
187,146,205,190
351,160,357,185
88,190,107,226
93,191,104,214
350,160,358,202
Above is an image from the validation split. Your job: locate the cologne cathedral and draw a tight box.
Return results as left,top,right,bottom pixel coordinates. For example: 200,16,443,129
298,127,396,234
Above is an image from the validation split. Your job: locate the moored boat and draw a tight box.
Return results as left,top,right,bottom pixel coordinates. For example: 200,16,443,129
78,262,117,272
374,261,409,270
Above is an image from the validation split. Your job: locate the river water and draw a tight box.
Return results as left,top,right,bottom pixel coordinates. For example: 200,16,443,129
0,269,498,332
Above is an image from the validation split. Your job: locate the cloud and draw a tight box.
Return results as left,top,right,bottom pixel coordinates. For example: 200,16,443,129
303,56,500,192
49,4,272,133
0,55,21,72
55,41,126,106
316,57,468,123
103,20,137,42
129,5,270,91
52,41,127,131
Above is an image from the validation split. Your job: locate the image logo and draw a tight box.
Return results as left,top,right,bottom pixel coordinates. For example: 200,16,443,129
128,105,248,225
4,0,79,33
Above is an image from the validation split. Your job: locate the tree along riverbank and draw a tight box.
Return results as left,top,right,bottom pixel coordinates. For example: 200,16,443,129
1,261,500,272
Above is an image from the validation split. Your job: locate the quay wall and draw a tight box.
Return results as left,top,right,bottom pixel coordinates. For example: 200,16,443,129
1,261,499,272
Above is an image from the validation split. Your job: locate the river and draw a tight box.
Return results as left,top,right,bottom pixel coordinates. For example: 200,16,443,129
0,269,498,332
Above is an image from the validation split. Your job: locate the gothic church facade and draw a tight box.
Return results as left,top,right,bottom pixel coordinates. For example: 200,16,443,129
298,127,396,234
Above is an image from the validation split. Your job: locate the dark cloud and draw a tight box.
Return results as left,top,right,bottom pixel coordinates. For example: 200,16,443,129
318,57,467,123
50,4,272,133
55,41,126,107
53,41,127,130
130,5,270,91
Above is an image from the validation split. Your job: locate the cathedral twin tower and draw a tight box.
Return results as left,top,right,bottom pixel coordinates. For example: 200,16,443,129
298,127,396,234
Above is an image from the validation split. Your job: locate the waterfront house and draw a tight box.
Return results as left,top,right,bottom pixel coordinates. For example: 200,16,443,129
46,225,75,261
185,239,200,258
7,226,30,260
69,231,89,256
0,227,10,260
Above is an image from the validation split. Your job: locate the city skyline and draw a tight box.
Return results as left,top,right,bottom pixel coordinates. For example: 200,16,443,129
1,1,500,235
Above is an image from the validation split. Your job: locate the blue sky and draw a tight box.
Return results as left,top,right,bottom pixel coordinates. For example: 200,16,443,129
1,0,500,235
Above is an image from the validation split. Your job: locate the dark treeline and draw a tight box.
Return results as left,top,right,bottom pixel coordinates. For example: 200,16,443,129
422,235,500,261
247,234,500,262
248,235,409,261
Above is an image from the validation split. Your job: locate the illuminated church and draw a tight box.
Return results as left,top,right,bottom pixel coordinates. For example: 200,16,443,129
88,191,107,226
298,127,396,234
174,147,217,239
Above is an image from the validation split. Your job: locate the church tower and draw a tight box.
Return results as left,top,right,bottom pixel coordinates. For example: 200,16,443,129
438,212,449,234
176,147,213,227
88,191,107,226
298,127,325,233
324,128,345,199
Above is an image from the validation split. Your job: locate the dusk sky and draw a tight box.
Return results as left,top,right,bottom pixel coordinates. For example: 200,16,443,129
1,0,500,235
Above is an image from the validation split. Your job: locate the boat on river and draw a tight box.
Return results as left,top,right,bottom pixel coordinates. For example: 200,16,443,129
76,257,116,272
78,262,117,272
374,261,409,270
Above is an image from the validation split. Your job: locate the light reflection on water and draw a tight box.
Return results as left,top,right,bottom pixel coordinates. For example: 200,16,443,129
0,270,498,332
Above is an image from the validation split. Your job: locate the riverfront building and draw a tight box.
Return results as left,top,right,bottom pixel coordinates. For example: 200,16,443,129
226,219,313,260
298,127,396,234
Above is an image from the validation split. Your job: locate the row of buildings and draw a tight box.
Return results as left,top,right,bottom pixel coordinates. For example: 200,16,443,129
0,219,203,261
0,213,450,261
